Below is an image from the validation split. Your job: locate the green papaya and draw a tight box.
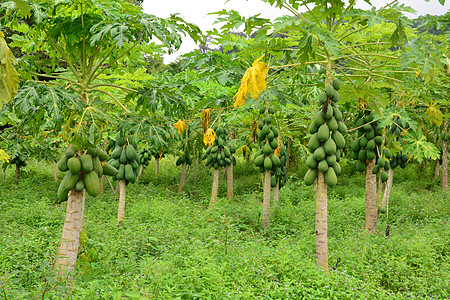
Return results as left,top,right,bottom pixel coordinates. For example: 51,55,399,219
308,134,321,152
67,157,81,175
92,156,103,177
306,155,317,169
65,145,76,158
319,92,328,104
333,162,341,176
325,85,335,97
126,144,139,162
117,164,125,180
359,137,368,148
324,138,337,155
326,154,336,167
57,182,68,202
84,171,100,197
366,150,376,161
109,158,120,169
309,122,318,134
80,154,94,173
263,143,272,156
351,139,360,153
381,171,389,183
120,149,127,164
270,139,278,150
318,160,329,172
332,78,340,91
264,157,273,170
377,157,385,168
57,156,69,172
333,131,345,150
325,167,337,187
367,140,376,150
102,161,118,176
271,154,280,168
268,107,275,114
338,122,347,134
314,111,325,126
264,115,273,124
384,148,392,159
325,105,333,119
304,168,317,186
372,165,379,174
313,147,326,161
125,164,134,183
116,134,126,147
259,106,266,114
111,146,122,159
75,180,85,192
62,171,79,192
356,159,366,172
317,124,330,142
366,129,375,140
334,107,342,121
98,150,109,161
270,175,277,188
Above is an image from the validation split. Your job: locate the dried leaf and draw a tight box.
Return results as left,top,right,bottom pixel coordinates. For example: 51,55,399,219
0,31,20,109
174,119,185,135
0,149,10,163
425,101,443,127
233,55,268,108
203,128,216,147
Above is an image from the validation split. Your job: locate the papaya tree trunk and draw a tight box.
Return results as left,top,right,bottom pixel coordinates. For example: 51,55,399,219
365,159,378,233
53,161,58,182
55,189,85,274
155,157,159,179
273,181,280,209
136,165,144,183
262,170,271,229
226,163,233,199
434,160,440,180
100,175,106,194
178,161,187,193
316,171,328,271
117,179,126,226
14,164,20,185
209,167,220,208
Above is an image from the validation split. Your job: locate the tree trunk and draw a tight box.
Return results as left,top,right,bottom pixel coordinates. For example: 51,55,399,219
434,160,440,180
136,165,144,183
262,170,271,229
14,164,20,185
286,138,291,170
55,189,85,274
273,181,280,209
100,175,106,194
178,161,187,193
365,159,378,233
316,171,328,271
117,179,126,226
155,157,159,179
53,161,58,182
226,163,233,199
382,168,394,208
209,167,220,208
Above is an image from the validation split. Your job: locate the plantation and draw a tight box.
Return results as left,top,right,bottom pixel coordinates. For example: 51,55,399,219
0,159,448,298
0,0,450,298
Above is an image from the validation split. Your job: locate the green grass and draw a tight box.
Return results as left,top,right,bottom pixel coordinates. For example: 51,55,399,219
0,158,449,299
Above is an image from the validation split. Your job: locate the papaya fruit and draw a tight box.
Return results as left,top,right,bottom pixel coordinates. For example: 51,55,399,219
126,144,138,162
306,155,317,169
366,129,375,140
313,147,326,161
366,150,376,161
325,85,335,97
264,157,273,170
324,138,337,155
359,137,368,148
109,158,120,169
57,156,69,172
270,175,277,188
379,206,387,214
367,139,375,150
333,107,342,121
84,171,100,197
116,135,126,147
309,122,318,134
117,164,125,180
98,150,109,161
333,162,341,176
119,149,127,164
314,111,325,126
264,115,272,124
270,139,278,150
372,165,379,174
65,145,76,158
102,161,118,176
125,164,134,183
75,180,85,192
304,168,317,186
325,167,337,187
67,157,81,175
317,124,330,142
62,171,79,192
318,160,329,172
384,148,392,159
57,182,69,202
319,92,328,104
308,134,320,152
271,154,280,168
325,105,333,119
356,159,366,172
80,154,94,173
381,171,389,183
259,106,266,114
332,78,340,91
268,107,275,114
338,122,347,134
333,131,345,150
351,139,360,153
384,161,390,171
326,154,336,167
267,130,275,141
111,146,122,159
92,156,103,177
263,143,272,156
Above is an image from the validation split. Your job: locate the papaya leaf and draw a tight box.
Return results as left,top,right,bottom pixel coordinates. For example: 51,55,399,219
425,100,443,127
12,0,31,16
403,128,440,163
0,32,20,109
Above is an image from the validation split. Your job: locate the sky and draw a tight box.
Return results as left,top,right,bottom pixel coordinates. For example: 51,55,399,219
142,0,450,62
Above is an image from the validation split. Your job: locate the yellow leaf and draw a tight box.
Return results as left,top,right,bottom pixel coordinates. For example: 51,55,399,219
415,67,421,77
0,149,10,163
233,55,268,108
274,142,281,157
425,101,443,127
174,119,186,135
0,31,20,109
203,128,215,147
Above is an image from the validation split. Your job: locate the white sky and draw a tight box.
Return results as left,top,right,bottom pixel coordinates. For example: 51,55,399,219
142,0,450,62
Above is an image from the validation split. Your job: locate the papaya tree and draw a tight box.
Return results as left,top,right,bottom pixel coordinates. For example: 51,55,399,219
1,0,201,274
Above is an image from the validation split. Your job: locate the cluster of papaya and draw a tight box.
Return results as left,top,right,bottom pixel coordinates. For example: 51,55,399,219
304,78,346,187
57,144,118,201
387,118,408,169
107,133,140,184
138,147,152,166
350,111,390,182
176,145,193,166
272,142,288,188
254,106,282,174
202,125,236,168
390,150,408,169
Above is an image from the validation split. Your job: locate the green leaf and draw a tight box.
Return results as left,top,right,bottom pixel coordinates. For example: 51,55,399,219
403,128,440,163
